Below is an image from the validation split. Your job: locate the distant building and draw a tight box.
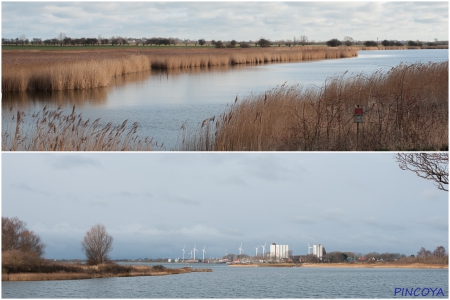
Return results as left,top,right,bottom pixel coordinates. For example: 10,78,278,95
313,244,323,259
269,243,289,260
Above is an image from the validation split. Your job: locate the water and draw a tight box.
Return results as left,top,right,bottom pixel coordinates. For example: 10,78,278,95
2,263,448,298
2,49,448,150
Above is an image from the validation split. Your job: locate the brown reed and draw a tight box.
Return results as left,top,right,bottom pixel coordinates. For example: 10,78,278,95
1,259,210,281
2,106,158,151
179,61,448,151
2,47,357,92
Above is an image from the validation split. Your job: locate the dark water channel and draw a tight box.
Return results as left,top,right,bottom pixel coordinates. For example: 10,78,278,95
2,49,448,150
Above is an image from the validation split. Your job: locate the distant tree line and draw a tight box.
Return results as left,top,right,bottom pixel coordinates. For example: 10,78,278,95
325,37,448,47
4,33,448,48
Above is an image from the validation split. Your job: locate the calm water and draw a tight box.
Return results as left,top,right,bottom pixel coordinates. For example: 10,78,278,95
2,263,448,298
2,49,448,149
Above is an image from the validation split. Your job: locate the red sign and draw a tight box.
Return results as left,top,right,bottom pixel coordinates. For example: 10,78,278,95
354,107,363,115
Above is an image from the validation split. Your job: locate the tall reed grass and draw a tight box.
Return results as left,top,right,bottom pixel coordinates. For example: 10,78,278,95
178,61,448,151
2,55,152,92
2,47,357,92
2,106,157,151
1,252,211,281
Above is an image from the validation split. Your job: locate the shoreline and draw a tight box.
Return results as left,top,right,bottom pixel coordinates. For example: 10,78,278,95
228,263,448,269
2,266,212,282
3,47,358,92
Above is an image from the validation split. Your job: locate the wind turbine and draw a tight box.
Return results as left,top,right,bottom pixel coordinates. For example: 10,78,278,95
261,242,267,258
193,244,198,260
189,250,193,259
255,246,259,257
308,243,313,255
202,246,206,261
182,245,185,261
238,243,244,255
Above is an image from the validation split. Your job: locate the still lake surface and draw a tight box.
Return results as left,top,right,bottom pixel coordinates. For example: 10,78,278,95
2,263,448,298
2,49,448,150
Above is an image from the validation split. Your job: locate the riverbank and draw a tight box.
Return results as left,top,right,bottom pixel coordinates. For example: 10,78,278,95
302,263,448,269
228,263,448,269
180,60,448,151
2,265,212,282
2,47,357,92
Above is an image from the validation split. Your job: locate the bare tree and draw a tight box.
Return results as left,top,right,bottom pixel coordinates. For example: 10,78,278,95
2,216,46,257
82,224,114,265
300,35,308,46
395,153,448,191
344,36,354,46
433,246,446,258
57,32,66,46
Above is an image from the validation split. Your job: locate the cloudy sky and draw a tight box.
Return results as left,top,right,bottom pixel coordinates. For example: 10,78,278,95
2,153,447,260
2,2,448,42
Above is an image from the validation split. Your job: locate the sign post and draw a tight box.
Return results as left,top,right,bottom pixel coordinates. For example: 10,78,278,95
354,105,364,147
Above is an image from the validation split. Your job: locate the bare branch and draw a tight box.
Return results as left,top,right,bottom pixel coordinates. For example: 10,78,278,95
81,224,114,265
395,153,448,191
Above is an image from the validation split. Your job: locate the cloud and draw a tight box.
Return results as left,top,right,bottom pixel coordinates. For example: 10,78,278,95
48,155,102,170
320,207,350,226
293,215,316,224
218,175,247,186
32,222,82,234
421,188,442,202
417,216,448,231
179,224,220,236
362,217,407,231
166,194,200,205
10,182,55,198
3,2,446,42
114,223,161,235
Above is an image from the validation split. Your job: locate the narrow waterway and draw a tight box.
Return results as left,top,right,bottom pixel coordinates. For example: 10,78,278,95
2,49,448,149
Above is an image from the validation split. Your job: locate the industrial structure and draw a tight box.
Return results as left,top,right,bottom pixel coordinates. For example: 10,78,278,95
269,243,289,260
313,244,324,259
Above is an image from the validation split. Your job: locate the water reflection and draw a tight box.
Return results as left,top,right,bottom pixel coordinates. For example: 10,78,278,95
1,64,250,110
2,50,448,150
2,89,108,110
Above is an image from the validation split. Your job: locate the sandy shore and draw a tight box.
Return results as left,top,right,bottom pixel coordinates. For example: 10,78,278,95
299,263,447,269
228,263,447,269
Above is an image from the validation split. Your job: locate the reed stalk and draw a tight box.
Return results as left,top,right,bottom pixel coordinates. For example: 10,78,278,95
2,106,157,151
179,61,448,151
3,47,357,92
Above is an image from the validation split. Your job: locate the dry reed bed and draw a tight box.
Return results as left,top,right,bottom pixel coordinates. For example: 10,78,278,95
2,265,211,281
2,106,157,151
2,47,357,91
179,61,448,151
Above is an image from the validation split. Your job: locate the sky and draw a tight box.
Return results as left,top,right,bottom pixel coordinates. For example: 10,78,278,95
2,153,448,260
1,1,448,42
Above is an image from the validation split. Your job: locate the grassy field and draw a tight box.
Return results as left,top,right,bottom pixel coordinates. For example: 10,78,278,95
2,47,357,92
178,61,448,151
